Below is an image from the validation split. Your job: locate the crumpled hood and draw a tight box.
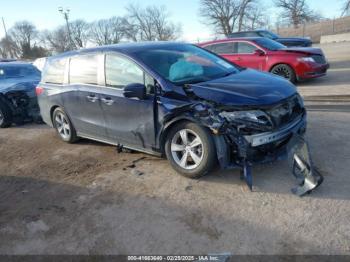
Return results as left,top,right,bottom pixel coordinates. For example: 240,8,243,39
189,69,297,106
0,77,40,95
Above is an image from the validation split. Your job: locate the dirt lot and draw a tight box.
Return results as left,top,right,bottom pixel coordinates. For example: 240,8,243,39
1,42,350,255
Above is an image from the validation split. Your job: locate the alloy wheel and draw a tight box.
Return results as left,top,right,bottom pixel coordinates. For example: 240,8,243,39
271,66,291,80
54,112,71,140
171,129,204,170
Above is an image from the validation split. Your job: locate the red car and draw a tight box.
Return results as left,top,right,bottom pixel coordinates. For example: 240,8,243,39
198,37,329,83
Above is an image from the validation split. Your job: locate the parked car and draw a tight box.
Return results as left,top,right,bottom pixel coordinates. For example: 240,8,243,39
0,62,41,128
198,37,329,83
37,42,322,195
228,30,312,47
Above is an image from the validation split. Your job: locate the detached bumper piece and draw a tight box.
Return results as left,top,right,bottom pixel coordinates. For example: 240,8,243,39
287,135,323,196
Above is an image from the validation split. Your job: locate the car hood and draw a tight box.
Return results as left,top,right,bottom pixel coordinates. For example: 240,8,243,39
277,37,311,42
189,69,296,106
0,77,40,94
280,47,323,55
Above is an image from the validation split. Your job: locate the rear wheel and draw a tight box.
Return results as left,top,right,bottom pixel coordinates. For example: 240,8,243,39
52,107,78,143
0,102,12,128
271,64,296,83
165,122,216,178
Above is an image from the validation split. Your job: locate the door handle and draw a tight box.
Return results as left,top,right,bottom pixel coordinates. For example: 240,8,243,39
87,95,98,102
101,97,114,105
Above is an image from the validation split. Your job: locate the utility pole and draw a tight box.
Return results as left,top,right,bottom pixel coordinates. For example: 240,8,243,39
58,7,74,49
1,17,7,38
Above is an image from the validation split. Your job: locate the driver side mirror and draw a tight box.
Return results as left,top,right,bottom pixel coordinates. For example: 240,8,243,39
254,49,265,56
123,83,146,100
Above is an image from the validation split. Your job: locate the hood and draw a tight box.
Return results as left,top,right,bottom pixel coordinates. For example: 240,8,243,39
0,77,40,94
189,69,296,106
280,47,323,55
277,37,311,42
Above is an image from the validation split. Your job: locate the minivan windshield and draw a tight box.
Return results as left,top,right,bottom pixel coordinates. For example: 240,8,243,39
253,38,286,51
135,44,239,85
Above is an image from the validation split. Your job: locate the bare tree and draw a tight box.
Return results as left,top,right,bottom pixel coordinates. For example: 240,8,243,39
199,0,240,36
41,26,71,54
124,4,182,41
0,37,19,58
237,0,256,31
69,19,89,48
244,5,269,30
89,17,125,45
274,0,321,28
8,21,38,58
342,0,350,16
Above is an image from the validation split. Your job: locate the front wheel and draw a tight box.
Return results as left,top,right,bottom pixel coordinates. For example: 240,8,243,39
165,122,216,178
270,64,296,83
0,102,12,128
52,107,78,143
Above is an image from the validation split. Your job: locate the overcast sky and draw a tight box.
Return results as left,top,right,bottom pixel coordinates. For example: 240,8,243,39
0,0,345,41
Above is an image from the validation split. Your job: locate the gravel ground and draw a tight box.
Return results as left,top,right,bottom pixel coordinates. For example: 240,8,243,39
0,42,350,255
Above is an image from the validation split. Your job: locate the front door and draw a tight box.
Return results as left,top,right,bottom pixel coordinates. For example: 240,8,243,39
232,42,267,71
100,53,156,150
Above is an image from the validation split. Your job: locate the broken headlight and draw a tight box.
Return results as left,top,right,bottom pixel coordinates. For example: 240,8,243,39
220,110,272,127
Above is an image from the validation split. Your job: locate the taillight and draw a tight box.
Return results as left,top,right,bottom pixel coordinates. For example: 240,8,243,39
36,86,44,96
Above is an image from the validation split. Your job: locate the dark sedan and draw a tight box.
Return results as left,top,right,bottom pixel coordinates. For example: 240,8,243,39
0,62,41,127
228,30,312,47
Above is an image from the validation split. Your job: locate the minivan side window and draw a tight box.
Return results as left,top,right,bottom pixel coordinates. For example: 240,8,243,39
105,54,144,89
43,59,66,84
70,55,98,85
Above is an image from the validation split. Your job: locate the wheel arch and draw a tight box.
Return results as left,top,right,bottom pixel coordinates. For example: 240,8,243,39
268,62,295,73
158,116,206,155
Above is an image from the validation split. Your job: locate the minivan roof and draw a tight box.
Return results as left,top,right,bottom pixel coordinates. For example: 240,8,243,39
50,41,186,60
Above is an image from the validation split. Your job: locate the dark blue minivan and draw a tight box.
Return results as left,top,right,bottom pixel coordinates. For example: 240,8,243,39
37,42,322,194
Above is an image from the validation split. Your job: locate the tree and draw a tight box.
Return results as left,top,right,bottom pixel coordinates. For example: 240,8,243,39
124,4,182,41
8,21,39,59
342,0,350,16
69,19,89,48
89,17,125,45
199,0,241,36
41,26,72,54
274,0,321,28
237,0,256,31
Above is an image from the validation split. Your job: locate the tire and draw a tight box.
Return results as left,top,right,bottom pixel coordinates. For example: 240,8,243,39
0,102,12,128
52,107,78,143
270,64,297,83
165,121,216,178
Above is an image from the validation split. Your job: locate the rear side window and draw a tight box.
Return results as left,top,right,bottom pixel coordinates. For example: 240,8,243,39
70,55,98,85
105,54,144,89
43,59,66,84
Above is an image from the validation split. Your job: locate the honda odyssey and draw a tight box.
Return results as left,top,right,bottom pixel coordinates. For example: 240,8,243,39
37,42,322,195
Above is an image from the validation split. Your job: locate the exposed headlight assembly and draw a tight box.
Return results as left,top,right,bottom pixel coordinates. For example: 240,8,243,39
220,110,271,126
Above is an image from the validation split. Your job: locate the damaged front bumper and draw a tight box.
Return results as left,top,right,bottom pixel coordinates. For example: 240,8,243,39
215,114,323,196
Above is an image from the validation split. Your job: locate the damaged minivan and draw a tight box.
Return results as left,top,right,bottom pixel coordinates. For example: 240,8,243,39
37,42,322,196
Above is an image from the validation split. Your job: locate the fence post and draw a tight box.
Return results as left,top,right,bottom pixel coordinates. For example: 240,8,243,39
332,17,335,33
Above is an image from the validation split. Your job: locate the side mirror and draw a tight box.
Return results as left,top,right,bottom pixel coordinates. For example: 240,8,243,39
123,83,146,100
254,49,265,56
